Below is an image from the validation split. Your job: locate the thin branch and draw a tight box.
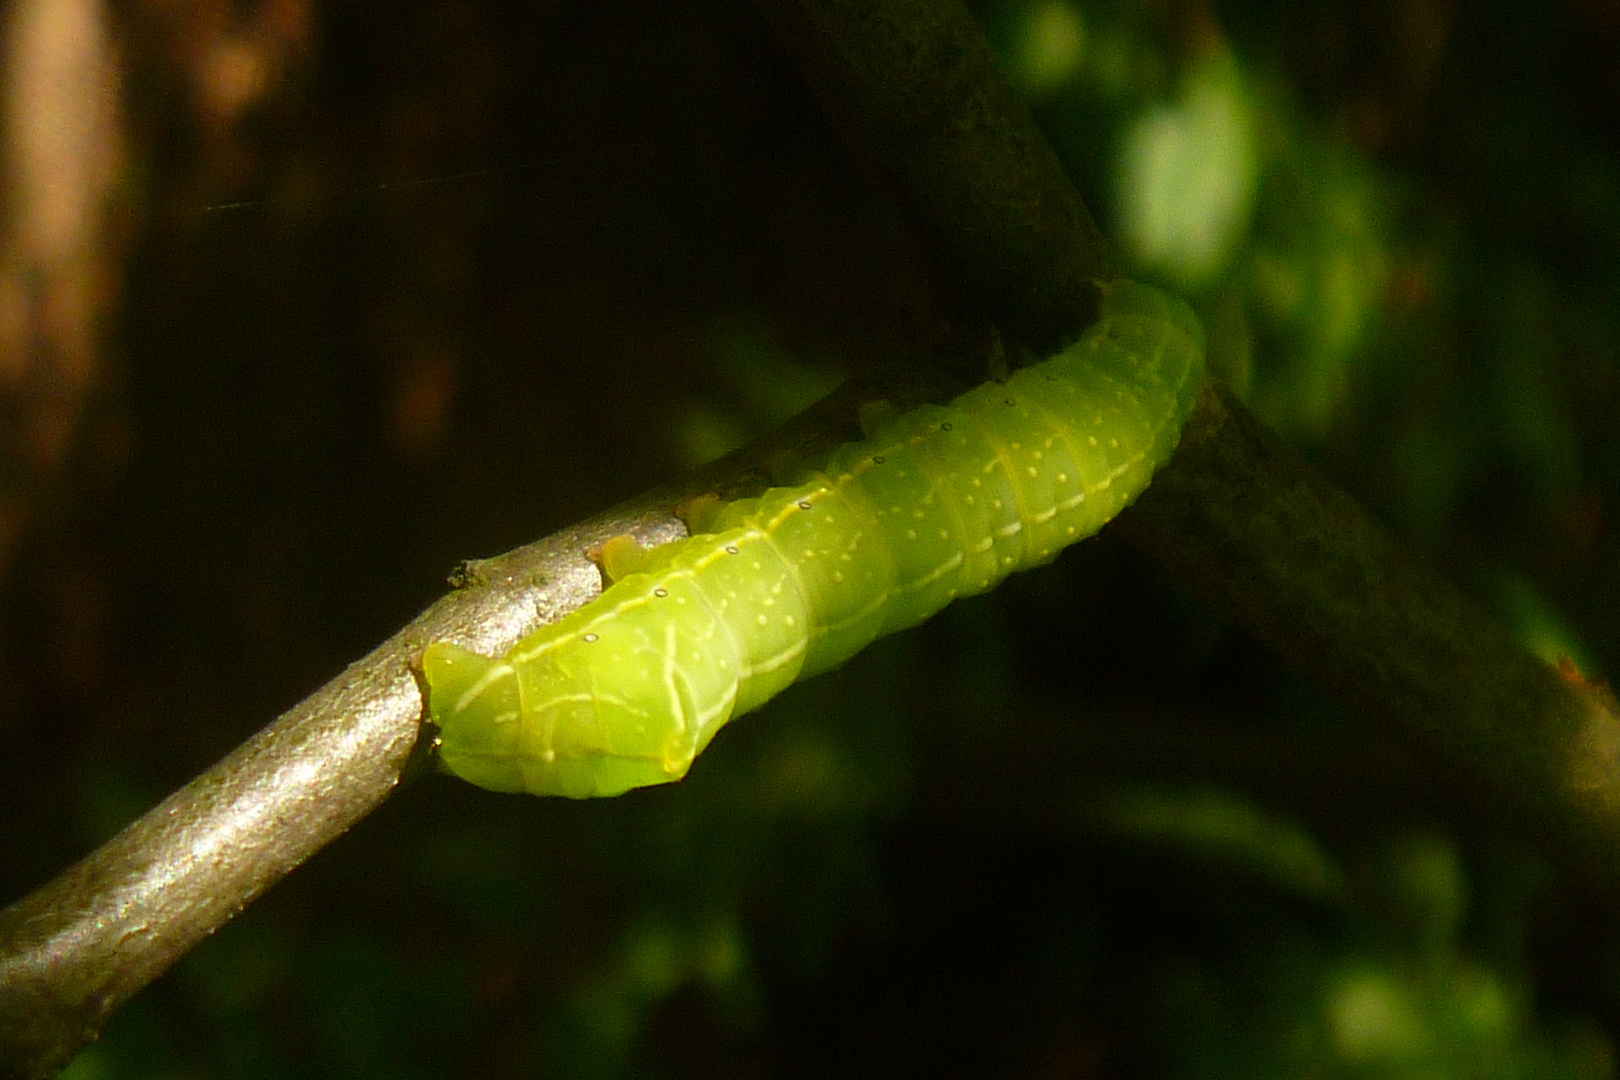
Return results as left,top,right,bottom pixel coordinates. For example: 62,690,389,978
760,0,1620,886
1117,381,1620,885
0,369,960,1078
0,490,682,1080
4,0,1620,1075
756,0,1115,352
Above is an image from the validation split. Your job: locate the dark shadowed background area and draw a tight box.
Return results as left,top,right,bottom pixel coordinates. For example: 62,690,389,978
1,0,1617,1075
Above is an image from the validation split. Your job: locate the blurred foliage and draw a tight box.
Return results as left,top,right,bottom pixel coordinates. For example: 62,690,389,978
2,0,1617,1075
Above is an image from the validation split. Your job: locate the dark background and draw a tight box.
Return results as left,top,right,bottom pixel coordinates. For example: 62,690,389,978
2,0,1617,1075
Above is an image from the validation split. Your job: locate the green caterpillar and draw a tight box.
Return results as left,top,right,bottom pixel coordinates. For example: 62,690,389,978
424,279,1204,798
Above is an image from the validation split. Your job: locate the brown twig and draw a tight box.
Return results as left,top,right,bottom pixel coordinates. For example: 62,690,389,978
756,0,1114,353
5,0,1619,1075
0,357,972,1079
762,0,1620,886
1117,380,1620,884
0,492,685,1080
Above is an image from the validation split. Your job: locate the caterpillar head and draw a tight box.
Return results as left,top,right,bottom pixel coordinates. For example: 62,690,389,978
424,641,697,798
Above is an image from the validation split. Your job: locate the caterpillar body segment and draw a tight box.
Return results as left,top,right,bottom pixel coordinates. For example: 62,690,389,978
424,280,1204,797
